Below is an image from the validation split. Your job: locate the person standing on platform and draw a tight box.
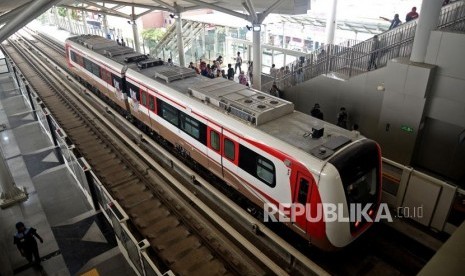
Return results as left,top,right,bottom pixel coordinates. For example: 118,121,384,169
337,107,348,129
238,70,248,86
269,83,282,98
367,35,380,71
310,103,324,120
234,52,242,74
14,222,43,267
405,7,419,22
248,61,253,85
227,63,234,80
270,64,278,78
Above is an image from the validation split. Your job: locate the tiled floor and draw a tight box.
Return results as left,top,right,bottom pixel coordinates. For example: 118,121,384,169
0,69,134,275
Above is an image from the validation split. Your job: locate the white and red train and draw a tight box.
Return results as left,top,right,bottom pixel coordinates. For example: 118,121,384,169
65,35,382,250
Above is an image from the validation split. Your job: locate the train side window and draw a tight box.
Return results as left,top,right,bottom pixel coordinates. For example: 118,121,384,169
297,178,309,205
75,54,84,66
70,51,77,62
180,113,206,144
101,68,112,85
224,138,235,160
126,82,140,100
141,90,147,106
257,157,275,186
210,130,220,151
83,58,92,72
157,99,179,126
91,62,100,78
148,95,155,111
111,73,122,91
239,144,275,187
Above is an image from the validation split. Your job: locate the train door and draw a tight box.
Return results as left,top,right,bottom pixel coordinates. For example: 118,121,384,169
206,125,222,178
293,173,312,232
221,133,239,183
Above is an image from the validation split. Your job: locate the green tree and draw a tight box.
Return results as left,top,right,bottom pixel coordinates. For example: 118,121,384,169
141,28,166,53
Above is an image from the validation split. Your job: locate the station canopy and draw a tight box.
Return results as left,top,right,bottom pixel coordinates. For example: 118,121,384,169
1,0,311,21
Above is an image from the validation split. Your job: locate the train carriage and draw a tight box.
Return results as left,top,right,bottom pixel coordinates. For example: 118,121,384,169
65,35,382,250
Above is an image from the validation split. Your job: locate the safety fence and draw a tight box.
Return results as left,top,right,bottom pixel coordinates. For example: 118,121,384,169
262,0,465,93
4,54,173,276
381,157,464,235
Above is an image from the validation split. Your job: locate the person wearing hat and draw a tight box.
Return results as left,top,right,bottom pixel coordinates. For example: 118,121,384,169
310,103,324,120
13,222,43,266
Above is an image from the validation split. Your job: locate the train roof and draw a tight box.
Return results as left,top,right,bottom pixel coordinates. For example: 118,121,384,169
66,35,363,160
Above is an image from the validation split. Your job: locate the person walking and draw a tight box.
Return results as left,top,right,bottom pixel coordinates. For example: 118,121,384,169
367,35,380,71
234,52,242,74
14,222,44,267
405,7,419,22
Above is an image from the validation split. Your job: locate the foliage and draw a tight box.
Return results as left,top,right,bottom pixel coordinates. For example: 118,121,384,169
57,7,67,17
56,7,80,20
141,28,166,43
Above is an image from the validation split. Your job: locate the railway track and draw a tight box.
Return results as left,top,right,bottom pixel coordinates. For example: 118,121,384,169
10,28,439,276
4,34,279,276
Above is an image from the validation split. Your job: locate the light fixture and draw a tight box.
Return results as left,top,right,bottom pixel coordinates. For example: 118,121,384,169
127,20,135,25
377,82,385,91
169,13,179,19
253,23,261,32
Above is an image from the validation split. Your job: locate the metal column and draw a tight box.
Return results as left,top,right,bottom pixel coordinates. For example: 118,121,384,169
325,0,338,45
0,0,60,43
252,29,261,90
410,0,443,63
82,10,89,35
67,8,74,34
132,7,141,53
175,14,185,67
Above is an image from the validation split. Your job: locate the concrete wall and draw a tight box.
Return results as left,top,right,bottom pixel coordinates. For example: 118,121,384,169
284,30,465,183
284,68,386,141
416,31,465,182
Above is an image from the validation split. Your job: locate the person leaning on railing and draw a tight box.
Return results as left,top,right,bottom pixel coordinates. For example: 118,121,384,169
380,14,402,30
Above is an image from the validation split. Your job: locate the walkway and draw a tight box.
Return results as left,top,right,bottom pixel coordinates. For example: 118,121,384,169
0,67,134,275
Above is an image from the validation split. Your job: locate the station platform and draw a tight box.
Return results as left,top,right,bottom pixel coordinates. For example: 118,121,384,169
0,68,135,275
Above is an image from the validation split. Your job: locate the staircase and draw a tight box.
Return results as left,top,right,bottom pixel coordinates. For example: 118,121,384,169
153,20,205,60
263,0,465,92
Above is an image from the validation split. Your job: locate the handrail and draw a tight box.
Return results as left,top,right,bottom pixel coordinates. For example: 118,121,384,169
262,0,465,93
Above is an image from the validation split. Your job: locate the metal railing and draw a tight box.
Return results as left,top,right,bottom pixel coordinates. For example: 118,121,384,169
262,0,465,93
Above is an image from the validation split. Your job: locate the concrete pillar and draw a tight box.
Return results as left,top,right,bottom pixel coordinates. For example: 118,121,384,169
0,144,27,208
282,22,285,48
325,0,338,45
201,25,205,57
263,24,268,44
175,14,185,67
213,28,218,57
410,0,443,63
132,20,141,52
102,14,109,38
82,10,88,35
252,29,261,90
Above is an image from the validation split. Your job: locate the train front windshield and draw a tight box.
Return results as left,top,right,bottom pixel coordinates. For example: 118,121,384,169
328,139,381,234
